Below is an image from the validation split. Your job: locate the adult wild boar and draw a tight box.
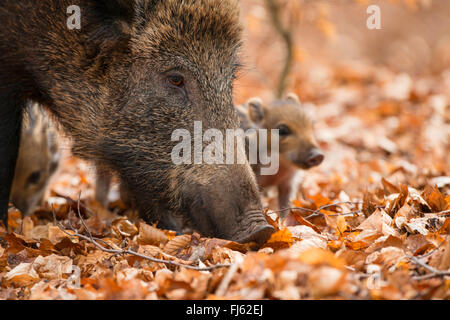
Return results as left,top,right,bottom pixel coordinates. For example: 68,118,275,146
0,0,274,244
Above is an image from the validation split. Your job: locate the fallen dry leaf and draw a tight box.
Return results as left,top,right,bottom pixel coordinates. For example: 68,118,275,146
4,262,40,287
137,222,168,246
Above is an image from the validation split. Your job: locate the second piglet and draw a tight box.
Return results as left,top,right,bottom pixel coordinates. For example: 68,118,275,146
10,103,60,215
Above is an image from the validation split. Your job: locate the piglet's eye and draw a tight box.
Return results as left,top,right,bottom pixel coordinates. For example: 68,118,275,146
26,171,41,185
168,75,184,87
276,124,291,136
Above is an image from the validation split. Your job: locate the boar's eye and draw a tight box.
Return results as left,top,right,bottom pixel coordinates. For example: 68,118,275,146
26,171,41,185
168,75,185,88
276,124,291,137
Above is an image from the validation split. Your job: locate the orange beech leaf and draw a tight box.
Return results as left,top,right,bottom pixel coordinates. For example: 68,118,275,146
422,185,448,212
337,250,368,272
344,240,369,251
445,195,450,207
406,234,431,255
328,240,343,250
292,199,313,209
163,229,177,240
381,235,406,250
384,184,408,217
4,233,38,256
54,237,86,256
426,232,446,246
381,178,400,195
163,234,192,257
308,194,332,209
292,199,303,208
337,215,350,235
265,209,281,231
7,209,22,230
21,216,34,239
309,266,346,298
297,248,346,269
38,239,57,254
4,263,40,287
407,187,432,211
439,240,450,270
290,210,322,234
48,225,77,244
137,222,168,246
393,203,415,228
438,218,450,234
263,228,293,250
287,226,328,254
375,101,402,117
363,191,377,216
110,218,138,238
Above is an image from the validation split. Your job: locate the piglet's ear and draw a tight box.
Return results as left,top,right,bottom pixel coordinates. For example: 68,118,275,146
286,93,301,104
247,97,265,124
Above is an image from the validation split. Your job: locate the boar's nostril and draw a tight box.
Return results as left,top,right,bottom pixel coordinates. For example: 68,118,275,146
253,225,275,245
305,151,324,168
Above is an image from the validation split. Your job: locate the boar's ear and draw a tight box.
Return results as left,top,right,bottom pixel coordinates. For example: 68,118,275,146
247,97,265,124
286,93,301,105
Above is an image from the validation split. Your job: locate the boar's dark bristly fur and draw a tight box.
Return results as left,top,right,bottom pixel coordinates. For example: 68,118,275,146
0,0,274,244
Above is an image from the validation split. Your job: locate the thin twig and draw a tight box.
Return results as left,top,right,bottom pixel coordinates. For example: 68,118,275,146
407,254,450,280
305,201,364,220
56,194,97,218
437,209,450,216
419,209,450,217
51,201,230,272
76,192,94,241
413,272,450,281
272,201,366,220
416,239,447,259
215,254,243,297
271,207,317,215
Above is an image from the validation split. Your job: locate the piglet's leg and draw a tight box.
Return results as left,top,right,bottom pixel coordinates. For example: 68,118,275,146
277,171,302,218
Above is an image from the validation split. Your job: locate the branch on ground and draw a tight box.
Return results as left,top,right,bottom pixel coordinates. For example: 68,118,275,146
51,194,231,272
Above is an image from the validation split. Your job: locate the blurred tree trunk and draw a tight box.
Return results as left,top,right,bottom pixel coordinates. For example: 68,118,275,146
265,0,294,98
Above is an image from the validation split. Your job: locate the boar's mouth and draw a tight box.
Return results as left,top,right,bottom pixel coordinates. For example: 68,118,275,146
233,223,275,245
228,210,275,246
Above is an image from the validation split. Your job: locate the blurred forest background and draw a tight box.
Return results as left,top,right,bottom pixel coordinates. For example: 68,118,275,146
235,0,449,200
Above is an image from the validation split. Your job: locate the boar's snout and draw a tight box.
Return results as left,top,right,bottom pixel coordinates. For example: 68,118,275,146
177,165,274,245
233,214,275,245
